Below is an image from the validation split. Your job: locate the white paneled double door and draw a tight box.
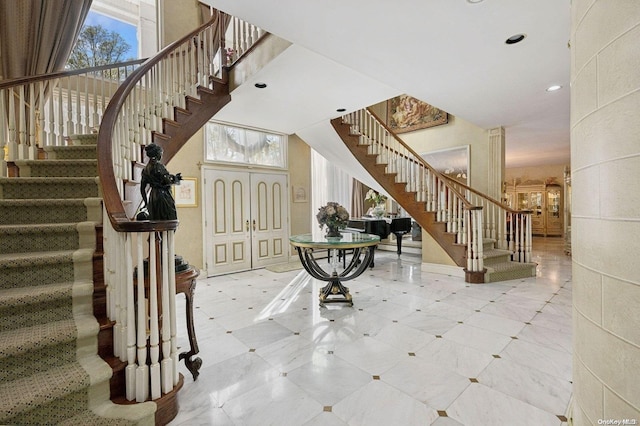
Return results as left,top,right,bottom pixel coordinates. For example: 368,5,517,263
204,169,289,276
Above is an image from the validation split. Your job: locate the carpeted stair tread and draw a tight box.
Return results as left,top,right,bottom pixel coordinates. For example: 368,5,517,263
43,144,97,160
0,281,93,331
0,197,102,225
67,134,98,146
13,159,98,177
0,176,100,200
0,249,88,290
0,249,77,268
0,361,95,422
0,282,74,309
58,409,137,426
483,248,513,258
0,222,81,254
0,315,97,359
485,261,538,272
484,260,538,283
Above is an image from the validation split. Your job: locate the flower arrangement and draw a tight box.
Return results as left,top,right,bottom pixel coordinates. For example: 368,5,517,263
224,47,235,64
316,201,350,232
365,189,387,206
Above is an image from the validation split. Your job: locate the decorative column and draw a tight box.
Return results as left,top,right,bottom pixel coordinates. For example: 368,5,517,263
571,0,640,423
487,126,505,201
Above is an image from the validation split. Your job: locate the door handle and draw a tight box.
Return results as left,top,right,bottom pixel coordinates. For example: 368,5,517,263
246,220,250,231
252,219,256,231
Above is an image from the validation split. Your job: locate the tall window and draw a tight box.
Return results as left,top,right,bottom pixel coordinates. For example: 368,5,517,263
311,149,352,219
205,122,287,168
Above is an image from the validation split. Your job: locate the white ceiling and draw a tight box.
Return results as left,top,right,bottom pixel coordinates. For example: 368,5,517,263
204,0,571,170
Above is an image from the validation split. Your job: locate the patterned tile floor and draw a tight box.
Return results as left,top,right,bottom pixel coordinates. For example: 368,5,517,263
170,237,572,426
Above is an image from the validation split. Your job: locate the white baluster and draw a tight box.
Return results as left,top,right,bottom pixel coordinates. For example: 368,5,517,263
168,231,179,385
136,232,149,402
161,231,173,394
148,233,161,400
125,234,137,401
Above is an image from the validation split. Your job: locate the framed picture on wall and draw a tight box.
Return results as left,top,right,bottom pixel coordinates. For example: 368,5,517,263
387,94,448,133
173,177,198,207
292,185,308,203
421,146,469,185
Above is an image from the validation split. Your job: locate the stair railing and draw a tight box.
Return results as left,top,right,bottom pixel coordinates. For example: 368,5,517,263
340,108,485,274
0,60,145,176
223,15,266,65
440,176,532,263
97,11,226,403
340,106,532,266
98,9,265,403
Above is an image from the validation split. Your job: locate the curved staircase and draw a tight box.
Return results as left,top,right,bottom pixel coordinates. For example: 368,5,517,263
331,108,537,283
0,135,155,425
0,8,247,424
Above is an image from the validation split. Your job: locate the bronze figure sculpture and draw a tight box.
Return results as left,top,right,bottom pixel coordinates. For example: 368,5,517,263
140,143,182,220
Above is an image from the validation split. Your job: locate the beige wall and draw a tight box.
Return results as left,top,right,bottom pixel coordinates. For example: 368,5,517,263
158,0,200,46
571,0,640,423
288,134,312,237
506,164,568,186
167,130,205,270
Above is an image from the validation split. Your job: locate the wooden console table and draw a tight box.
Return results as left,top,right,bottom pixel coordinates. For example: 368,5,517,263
175,266,202,380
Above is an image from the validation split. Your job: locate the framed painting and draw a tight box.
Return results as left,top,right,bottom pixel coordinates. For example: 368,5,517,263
292,185,308,203
421,146,469,185
173,177,198,207
387,95,448,133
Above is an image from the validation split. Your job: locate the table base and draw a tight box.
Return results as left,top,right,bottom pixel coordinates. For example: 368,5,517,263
319,274,353,306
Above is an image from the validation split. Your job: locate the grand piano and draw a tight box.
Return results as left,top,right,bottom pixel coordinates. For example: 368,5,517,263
346,216,413,256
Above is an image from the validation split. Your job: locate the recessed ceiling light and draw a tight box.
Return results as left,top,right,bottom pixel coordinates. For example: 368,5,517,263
254,82,267,89
336,108,346,112
546,85,562,92
505,34,526,45
467,0,484,3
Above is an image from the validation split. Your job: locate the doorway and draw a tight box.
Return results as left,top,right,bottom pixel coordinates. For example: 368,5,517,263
204,168,289,276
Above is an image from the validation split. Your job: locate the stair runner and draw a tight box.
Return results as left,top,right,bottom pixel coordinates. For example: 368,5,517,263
0,134,155,425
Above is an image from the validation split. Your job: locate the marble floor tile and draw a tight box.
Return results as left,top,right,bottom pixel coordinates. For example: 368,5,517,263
382,357,470,409
416,337,495,378
516,322,572,354
463,311,527,337
223,377,322,425
286,353,372,406
478,357,572,415
500,339,572,382
443,323,513,354
334,336,407,375
256,334,319,372
170,240,573,425
446,383,562,425
372,322,435,352
332,380,440,425
230,318,297,349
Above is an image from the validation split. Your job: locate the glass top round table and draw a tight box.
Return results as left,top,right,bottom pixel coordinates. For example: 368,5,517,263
289,231,380,248
289,231,380,306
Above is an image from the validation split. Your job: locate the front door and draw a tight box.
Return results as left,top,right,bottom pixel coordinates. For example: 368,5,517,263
204,169,288,276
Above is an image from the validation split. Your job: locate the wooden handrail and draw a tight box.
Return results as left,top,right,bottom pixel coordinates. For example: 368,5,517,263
364,107,529,216
97,13,222,232
363,107,475,210
0,59,146,90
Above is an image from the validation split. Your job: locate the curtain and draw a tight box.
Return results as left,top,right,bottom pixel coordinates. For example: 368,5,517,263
0,0,92,79
351,178,365,218
0,0,91,152
311,149,352,223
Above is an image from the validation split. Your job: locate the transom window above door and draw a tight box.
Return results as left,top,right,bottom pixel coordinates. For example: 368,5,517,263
205,121,287,169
